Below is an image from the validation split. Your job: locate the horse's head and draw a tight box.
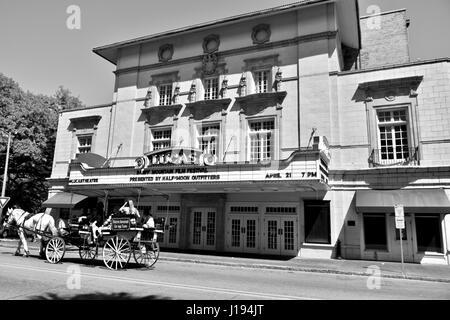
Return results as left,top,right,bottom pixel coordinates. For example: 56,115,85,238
2,208,14,228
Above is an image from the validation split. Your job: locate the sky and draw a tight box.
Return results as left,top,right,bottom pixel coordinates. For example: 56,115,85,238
0,0,449,106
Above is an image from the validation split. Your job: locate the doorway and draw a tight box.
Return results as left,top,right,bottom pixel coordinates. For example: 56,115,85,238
190,208,216,250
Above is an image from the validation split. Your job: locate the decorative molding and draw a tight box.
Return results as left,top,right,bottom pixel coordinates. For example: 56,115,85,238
252,24,271,45
202,53,219,75
158,44,174,62
69,115,102,124
189,81,197,103
202,34,220,53
194,59,227,79
238,73,247,97
385,90,396,101
149,71,180,86
186,98,232,120
114,31,338,75
141,104,183,121
273,68,283,92
143,88,152,107
172,84,181,104
220,77,228,98
355,76,423,103
243,54,280,72
236,91,287,114
421,139,450,145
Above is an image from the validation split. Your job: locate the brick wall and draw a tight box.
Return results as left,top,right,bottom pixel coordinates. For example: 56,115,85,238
359,9,410,69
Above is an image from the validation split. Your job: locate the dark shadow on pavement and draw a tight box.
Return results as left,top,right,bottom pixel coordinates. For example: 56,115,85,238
29,292,172,300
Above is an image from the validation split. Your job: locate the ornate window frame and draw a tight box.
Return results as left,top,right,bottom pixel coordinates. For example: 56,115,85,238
148,71,180,107
69,115,101,159
358,76,423,167
243,54,280,94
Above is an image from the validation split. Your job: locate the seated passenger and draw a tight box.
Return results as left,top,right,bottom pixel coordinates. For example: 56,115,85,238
136,212,156,242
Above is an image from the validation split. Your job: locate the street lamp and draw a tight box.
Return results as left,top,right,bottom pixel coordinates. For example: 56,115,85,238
0,132,12,220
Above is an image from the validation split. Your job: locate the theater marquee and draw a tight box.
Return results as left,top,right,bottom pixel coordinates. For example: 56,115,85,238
68,148,329,187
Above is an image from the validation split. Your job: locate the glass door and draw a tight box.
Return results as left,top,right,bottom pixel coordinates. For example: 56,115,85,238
190,208,216,250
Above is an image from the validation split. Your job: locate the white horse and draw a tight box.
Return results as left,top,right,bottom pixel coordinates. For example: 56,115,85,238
3,208,58,257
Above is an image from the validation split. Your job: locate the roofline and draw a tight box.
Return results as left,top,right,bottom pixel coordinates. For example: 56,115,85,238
92,0,331,62
360,8,407,19
335,57,450,76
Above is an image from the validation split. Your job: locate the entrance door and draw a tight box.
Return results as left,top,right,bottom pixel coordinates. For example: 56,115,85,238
154,214,180,248
390,215,415,263
190,208,216,250
226,216,259,253
263,217,298,255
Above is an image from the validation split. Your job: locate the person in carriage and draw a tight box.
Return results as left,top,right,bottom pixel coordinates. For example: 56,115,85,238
101,199,140,230
76,208,103,243
136,210,156,242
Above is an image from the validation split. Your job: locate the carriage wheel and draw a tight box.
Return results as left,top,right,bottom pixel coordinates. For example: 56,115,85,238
133,241,160,268
79,237,97,261
102,236,131,270
45,237,66,264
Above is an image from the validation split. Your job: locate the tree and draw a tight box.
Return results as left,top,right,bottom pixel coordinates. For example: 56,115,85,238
0,73,85,212
54,85,85,110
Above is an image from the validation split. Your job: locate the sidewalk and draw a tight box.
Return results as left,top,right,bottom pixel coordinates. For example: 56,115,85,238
1,238,449,283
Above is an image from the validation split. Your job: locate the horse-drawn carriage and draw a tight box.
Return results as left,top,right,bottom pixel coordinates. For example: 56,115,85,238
3,208,162,270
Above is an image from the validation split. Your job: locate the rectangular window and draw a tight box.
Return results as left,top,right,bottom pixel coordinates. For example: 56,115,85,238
377,109,410,164
197,124,220,155
204,78,219,100
249,119,274,162
415,216,442,253
159,84,173,106
77,135,92,154
152,129,171,151
255,70,269,93
363,214,387,250
304,201,331,244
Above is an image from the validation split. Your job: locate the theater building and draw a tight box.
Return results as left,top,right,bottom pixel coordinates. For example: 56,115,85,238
45,0,450,264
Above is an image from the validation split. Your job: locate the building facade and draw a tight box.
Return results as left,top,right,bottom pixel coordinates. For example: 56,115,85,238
46,0,450,265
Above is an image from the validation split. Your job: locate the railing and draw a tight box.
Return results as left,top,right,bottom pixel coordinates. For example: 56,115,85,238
369,147,419,167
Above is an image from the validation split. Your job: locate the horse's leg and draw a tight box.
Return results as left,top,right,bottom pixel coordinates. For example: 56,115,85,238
19,231,29,257
15,231,22,256
37,235,45,259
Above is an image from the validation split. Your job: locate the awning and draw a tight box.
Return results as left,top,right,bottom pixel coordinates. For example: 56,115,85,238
355,189,450,214
42,192,88,209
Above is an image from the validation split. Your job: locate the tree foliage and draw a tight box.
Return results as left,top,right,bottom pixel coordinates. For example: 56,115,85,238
0,73,85,212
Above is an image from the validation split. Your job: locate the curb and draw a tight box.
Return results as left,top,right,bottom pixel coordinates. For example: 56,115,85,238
159,256,450,284
1,240,448,284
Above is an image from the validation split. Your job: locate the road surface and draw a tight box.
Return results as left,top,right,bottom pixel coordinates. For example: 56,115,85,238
0,246,448,300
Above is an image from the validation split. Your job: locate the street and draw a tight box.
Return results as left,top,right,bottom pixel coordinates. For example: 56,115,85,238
0,246,449,300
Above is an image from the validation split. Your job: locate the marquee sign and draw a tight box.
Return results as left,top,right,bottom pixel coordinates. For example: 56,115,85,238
69,152,329,187
135,147,216,170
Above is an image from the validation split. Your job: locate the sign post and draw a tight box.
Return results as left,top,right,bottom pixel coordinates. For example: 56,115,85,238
0,132,11,221
394,204,406,278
